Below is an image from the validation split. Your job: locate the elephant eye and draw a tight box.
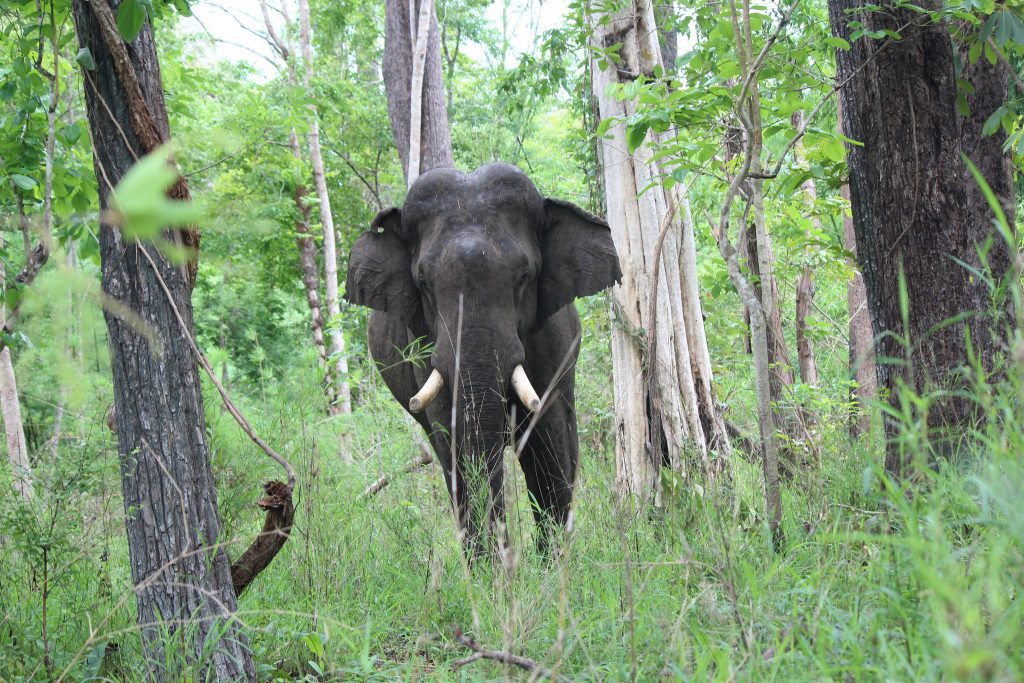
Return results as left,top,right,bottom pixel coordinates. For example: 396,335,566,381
417,276,430,292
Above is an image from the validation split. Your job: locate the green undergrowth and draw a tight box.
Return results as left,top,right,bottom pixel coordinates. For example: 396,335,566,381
2,355,1023,681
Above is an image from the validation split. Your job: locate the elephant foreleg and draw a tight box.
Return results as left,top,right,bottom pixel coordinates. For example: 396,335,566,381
516,393,579,556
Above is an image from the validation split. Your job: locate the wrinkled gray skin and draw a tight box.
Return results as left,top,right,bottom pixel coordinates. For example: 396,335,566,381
345,163,621,555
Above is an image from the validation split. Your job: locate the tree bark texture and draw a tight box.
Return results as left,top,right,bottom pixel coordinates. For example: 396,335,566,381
384,0,454,179
72,2,254,677
830,0,1015,474
299,0,352,416
593,0,731,503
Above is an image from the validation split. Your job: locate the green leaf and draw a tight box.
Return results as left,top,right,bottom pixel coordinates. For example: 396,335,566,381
626,123,649,153
10,174,35,190
62,123,82,145
968,40,982,65
957,92,971,117
72,190,91,213
982,105,1008,136
984,40,997,65
107,144,201,243
116,0,147,42
75,47,96,71
823,36,851,51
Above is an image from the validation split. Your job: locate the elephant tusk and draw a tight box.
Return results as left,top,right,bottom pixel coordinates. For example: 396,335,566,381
511,365,542,412
409,369,444,412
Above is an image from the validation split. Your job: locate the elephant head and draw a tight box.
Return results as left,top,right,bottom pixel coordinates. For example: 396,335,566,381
345,163,620,551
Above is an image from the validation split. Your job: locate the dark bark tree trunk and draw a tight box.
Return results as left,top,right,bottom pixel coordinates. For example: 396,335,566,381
72,1,254,677
830,0,1015,475
384,0,454,179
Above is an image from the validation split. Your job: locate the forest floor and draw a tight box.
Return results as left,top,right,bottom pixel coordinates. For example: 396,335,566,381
2,364,1023,681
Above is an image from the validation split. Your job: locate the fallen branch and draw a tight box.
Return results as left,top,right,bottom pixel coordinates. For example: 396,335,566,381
364,437,433,497
230,480,295,596
451,627,562,681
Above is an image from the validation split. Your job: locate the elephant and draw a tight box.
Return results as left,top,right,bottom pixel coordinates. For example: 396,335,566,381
344,162,621,556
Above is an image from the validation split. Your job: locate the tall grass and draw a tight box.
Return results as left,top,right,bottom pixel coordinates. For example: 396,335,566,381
2,349,1022,680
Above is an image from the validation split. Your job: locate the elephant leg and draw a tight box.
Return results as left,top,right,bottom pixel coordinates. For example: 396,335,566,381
516,393,579,556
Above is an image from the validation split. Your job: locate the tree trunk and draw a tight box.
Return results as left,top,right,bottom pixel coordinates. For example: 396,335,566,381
838,100,877,437
384,0,454,179
407,0,434,185
593,0,731,504
791,110,819,387
291,132,332,387
0,347,32,500
744,217,795,395
258,0,334,407
72,1,254,677
830,0,1015,475
298,0,351,416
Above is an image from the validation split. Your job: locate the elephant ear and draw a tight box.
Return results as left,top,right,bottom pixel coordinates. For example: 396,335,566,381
536,198,622,328
344,208,425,333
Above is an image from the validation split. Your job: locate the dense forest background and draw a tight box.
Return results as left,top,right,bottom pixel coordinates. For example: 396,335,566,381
1,0,1023,679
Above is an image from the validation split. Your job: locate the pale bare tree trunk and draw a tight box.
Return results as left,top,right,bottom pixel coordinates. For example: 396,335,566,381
791,110,819,387
713,226,781,539
298,0,351,416
593,0,730,505
0,190,32,499
0,343,32,499
384,0,453,180
259,0,333,405
718,0,797,545
730,70,798,475
679,197,731,462
407,0,434,185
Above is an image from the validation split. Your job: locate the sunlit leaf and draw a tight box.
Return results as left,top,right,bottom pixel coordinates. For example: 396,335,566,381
106,144,201,243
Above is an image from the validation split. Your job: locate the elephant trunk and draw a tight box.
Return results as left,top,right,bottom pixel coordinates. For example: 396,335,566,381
432,321,523,547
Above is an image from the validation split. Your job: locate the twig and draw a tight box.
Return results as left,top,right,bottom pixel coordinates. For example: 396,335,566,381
183,130,270,178
364,438,434,496
452,628,563,681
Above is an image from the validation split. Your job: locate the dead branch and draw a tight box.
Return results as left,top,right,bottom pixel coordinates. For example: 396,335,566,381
230,480,295,596
364,438,434,496
452,628,563,681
